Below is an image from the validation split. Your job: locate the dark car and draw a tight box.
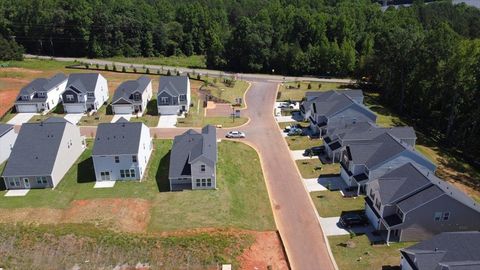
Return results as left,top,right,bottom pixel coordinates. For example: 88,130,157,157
339,212,369,228
303,146,324,156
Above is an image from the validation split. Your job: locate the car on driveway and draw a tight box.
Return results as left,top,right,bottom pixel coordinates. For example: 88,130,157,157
339,212,369,228
279,102,295,109
303,146,325,156
288,127,303,136
226,131,246,138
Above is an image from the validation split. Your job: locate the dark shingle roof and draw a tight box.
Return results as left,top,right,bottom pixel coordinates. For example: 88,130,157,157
169,125,217,179
397,185,445,213
158,76,189,97
17,73,67,102
2,118,70,176
66,73,101,93
0,124,14,137
92,119,143,155
401,231,480,270
112,76,151,104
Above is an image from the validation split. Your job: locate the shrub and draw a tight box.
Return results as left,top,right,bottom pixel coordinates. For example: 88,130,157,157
112,64,117,72
95,63,99,69
176,71,180,76
307,83,312,89
318,83,322,88
157,69,160,75
197,74,201,80
146,68,150,74
84,63,90,69
167,70,171,76
104,64,109,71
122,66,126,73
133,67,137,73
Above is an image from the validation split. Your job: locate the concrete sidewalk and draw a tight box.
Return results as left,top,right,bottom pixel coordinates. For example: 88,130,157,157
64,114,85,124
111,114,132,123
157,115,177,128
304,176,346,192
7,113,38,125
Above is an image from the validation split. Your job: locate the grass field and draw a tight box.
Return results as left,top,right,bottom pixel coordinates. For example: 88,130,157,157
277,81,345,101
329,234,413,270
286,136,322,150
102,55,206,68
203,78,250,108
310,191,364,217
295,159,340,179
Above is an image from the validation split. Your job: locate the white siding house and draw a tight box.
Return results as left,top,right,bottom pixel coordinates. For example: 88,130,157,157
15,73,68,113
0,124,17,164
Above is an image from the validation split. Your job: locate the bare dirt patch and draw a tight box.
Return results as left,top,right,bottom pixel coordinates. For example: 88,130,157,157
1,67,43,74
0,208,63,224
238,231,289,270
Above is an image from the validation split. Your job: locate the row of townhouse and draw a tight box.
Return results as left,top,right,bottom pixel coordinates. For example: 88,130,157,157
300,89,480,245
14,73,190,116
0,117,216,191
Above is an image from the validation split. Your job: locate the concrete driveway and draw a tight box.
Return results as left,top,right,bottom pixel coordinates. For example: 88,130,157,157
111,114,132,123
157,115,177,128
64,114,84,125
319,216,376,237
290,150,311,160
7,113,38,125
304,176,346,192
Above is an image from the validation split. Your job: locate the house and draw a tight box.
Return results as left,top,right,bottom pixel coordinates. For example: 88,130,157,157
324,122,417,162
62,73,109,113
365,163,480,243
15,73,67,113
300,89,364,121
307,92,376,135
0,124,17,164
400,231,480,270
168,125,217,191
340,132,435,194
92,118,152,181
157,76,191,115
1,118,85,189
111,76,152,115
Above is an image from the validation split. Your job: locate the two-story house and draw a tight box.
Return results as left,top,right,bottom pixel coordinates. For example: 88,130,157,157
0,124,17,164
340,132,435,194
324,122,417,162
365,163,480,243
168,125,217,191
300,89,364,121
308,92,376,135
157,76,191,115
62,73,109,113
1,118,85,189
111,76,152,115
400,231,480,270
92,118,152,182
15,73,67,113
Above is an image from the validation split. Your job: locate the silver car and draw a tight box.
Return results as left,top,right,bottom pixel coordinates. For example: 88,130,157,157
226,131,246,138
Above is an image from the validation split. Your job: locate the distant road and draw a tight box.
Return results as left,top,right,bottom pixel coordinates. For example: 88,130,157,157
24,54,355,84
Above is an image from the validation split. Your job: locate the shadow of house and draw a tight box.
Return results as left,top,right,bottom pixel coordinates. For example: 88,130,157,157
77,157,95,183
0,177,6,191
146,99,158,116
155,150,171,192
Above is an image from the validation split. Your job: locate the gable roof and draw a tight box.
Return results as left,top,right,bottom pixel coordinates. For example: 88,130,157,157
65,73,101,93
112,76,151,104
92,119,144,156
0,124,14,137
169,125,217,179
401,231,480,270
1,118,71,177
17,73,67,102
311,92,376,121
342,125,417,142
158,76,189,97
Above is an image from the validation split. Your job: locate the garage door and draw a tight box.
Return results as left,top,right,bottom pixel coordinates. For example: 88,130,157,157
64,104,85,113
113,105,133,114
16,104,38,113
158,105,179,115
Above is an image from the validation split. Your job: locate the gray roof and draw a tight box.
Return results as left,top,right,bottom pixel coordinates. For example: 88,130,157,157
311,92,375,120
397,184,445,213
66,73,101,93
112,76,151,104
92,119,144,156
342,126,416,142
17,73,67,101
158,76,189,97
169,125,217,179
0,124,14,137
401,231,480,270
2,118,70,177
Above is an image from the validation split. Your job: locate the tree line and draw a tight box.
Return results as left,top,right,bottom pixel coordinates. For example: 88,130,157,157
1,0,480,157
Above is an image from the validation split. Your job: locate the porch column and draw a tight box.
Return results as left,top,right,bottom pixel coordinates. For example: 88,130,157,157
386,229,391,246
357,184,361,196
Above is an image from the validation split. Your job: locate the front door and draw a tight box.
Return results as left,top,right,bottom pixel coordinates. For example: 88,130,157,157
23,178,30,188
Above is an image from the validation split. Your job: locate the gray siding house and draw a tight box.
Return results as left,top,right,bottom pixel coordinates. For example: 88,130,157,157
300,89,364,121
92,118,152,181
111,76,153,115
0,124,17,164
365,163,480,243
340,133,435,194
62,73,109,113
15,73,67,113
169,125,217,191
157,76,191,115
1,118,85,189
400,231,480,270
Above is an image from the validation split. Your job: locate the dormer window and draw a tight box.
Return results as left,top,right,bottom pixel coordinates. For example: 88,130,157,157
87,93,94,98
133,93,141,101
38,92,45,97
22,95,30,101
179,94,186,101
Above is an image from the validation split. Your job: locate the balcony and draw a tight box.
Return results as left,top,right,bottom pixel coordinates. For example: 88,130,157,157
340,161,352,176
365,197,381,219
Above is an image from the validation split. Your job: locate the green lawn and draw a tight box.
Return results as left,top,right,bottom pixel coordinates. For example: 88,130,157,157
286,136,322,150
277,81,345,102
329,234,413,270
4,58,76,70
310,191,364,217
295,159,340,179
364,92,406,128
278,121,310,130
102,55,206,68
79,101,114,126
203,79,250,108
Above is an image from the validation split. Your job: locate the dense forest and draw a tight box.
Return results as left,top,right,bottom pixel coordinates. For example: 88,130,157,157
1,0,480,157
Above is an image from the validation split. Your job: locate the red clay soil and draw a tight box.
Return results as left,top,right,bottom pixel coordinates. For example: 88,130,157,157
239,231,289,270
0,78,30,116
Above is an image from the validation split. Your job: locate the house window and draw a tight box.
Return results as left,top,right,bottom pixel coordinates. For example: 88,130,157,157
442,212,450,221
207,179,212,187
130,169,136,178
160,97,169,104
87,92,94,98
65,94,74,102
434,212,442,221
114,156,120,163
196,179,201,187
125,170,131,178
120,170,125,178
200,164,205,172
9,178,21,187
375,198,381,210
132,155,137,163
179,94,186,101
369,189,375,200
396,208,404,220
38,92,45,97
100,171,110,181
36,176,48,184
201,179,206,187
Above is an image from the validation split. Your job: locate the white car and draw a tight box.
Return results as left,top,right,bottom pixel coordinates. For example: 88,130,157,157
226,131,246,138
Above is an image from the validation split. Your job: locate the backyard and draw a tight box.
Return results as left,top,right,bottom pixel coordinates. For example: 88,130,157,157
286,136,322,150
295,159,340,179
277,81,345,102
310,191,365,217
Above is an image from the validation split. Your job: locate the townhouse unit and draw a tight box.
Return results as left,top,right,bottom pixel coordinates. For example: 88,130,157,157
324,122,416,162
1,118,85,189
365,163,480,243
111,76,152,115
15,73,67,113
400,231,480,270
157,76,191,115
92,118,152,181
340,132,435,194
168,125,217,191
300,89,364,121
0,124,17,164
62,73,109,113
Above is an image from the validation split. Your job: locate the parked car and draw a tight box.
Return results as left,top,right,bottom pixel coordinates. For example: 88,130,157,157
339,212,369,228
288,127,303,136
279,102,294,109
284,124,300,132
226,131,246,138
303,146,324,156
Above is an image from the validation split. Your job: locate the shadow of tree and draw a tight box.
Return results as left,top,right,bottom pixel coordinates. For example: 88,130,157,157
382,266,400,270
0,178,6,191
77,157,95,183
155,150,171,192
